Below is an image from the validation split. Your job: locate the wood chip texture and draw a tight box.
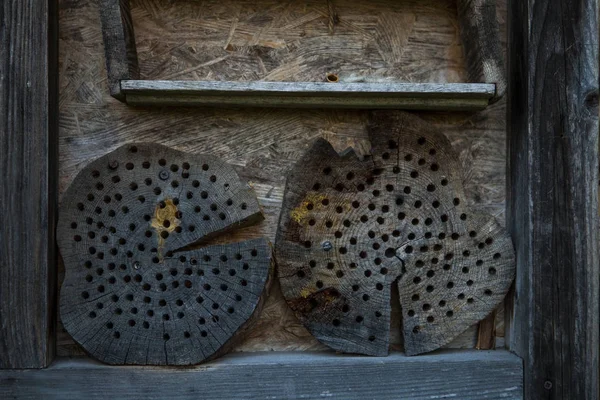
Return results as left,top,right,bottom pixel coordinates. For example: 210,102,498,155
58,0,509,356
57,143,271,365
276,111,515,356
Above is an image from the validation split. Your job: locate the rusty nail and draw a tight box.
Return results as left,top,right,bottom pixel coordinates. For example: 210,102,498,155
544,381,552,390
322,241,333,251
108,160,119,169
159,170,170,180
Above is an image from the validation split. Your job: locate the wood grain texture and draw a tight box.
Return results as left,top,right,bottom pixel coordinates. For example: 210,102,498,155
276,112,515,356
99,0,139,99
101,0,505,105
507,0,599,398
476,310,496,349
0,0,58,368
0,351,523,399
58,0,508,355
457,0,506,101
57,143,271,364
121,80,495,110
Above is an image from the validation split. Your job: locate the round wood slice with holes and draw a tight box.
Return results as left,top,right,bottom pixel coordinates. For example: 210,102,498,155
57,143,271,365
276,111,515,356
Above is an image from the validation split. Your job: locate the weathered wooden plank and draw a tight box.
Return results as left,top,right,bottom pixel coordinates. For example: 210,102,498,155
0,350,523,399
121,81,495,110
458,0,506,101
506,0,599,398
99,0,139,100
122,81,496,98
0,0,58,368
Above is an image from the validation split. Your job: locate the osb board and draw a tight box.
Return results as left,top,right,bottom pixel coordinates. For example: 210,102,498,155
57,0,508,356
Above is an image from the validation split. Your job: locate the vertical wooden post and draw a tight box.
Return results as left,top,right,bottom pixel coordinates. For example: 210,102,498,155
99,0,139,100
507,0,599,398
457,0,507,102
0,0,58,368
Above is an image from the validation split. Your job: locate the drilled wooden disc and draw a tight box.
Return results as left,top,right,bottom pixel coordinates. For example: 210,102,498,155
57,143,271,365
276,112,515,356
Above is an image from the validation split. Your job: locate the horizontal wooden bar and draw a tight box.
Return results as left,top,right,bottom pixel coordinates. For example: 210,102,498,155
121,80,496,110
0,350,523,399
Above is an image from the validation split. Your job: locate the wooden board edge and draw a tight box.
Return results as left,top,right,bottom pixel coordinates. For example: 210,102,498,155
119,81,495,110
120,81,496,96
506,0,599,397
457,0,507,102
0,350,523,399
99,0,139,100
0,0,59,369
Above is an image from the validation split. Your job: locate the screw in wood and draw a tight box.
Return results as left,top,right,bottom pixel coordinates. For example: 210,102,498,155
108,160,119,169
133,261,140,270
159,170,170,180
322,241,333,251
544,381,553,390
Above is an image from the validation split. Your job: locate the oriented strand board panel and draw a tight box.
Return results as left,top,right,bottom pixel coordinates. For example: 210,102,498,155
58,0,508,356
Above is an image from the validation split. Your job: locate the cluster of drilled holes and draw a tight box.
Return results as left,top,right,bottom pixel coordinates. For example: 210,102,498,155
71,177,249,273
295,141,509,343
304,216,502,334
78,249,258,341
405,250,501,329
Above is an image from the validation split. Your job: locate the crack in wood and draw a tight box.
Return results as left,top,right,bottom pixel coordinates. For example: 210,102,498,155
57,143,271,365
276,111,515,356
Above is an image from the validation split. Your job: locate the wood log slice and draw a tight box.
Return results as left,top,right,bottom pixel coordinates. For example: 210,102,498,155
57,143,271,365
276,111,515,356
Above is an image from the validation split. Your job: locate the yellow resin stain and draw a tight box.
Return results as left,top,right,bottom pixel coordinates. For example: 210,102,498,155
290,193,328,224
150,199,180,258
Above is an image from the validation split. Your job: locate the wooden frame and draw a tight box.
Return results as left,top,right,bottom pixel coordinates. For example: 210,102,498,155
100,0,507,111
506,0,599,398
1,351,522,399
1,0,599,399
0,0,58,369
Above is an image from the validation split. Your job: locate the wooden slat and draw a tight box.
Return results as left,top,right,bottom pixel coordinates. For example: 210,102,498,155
506,0,599,398
0,350,523,399
0,0,58,368
99,0,139,100
121,81,496,110
458,0,507,102
476,311,497,350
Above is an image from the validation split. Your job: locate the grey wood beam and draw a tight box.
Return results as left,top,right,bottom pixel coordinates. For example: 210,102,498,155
0,350,523,399
99,0,139,100
0,0,58,368
121,81,496,111
506,0,599,398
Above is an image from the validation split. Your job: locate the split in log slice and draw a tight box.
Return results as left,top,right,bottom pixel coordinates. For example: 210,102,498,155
276,111,515,356
57,143,271,365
